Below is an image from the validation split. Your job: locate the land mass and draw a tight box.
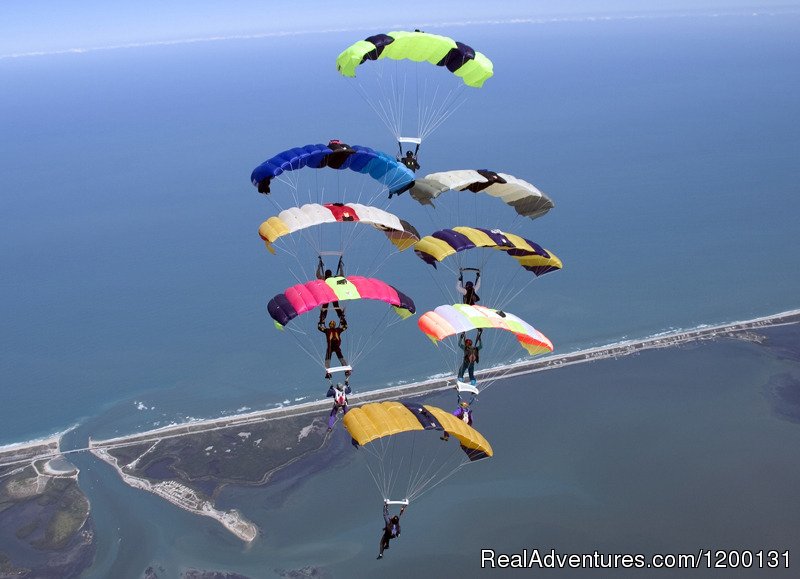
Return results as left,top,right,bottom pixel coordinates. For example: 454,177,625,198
84,309,800,541
0,451,95,578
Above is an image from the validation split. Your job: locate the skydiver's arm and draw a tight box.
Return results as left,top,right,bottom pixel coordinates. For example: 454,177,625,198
458,334,465,349
474,275,481,291
316,257,324,280
455,280,467,295
336,256,345,277
345,385,352,395
318,323,326,333
326,386,335,398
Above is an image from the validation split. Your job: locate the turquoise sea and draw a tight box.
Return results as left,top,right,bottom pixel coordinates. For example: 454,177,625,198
2,10,800,577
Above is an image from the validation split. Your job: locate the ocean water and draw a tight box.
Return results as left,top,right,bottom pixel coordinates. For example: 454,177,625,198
59,322,800,578
2,13,800,442
1,10,800,576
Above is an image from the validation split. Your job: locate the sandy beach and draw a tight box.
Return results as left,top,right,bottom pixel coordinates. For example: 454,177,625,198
3,308,798,466
89,308,800,451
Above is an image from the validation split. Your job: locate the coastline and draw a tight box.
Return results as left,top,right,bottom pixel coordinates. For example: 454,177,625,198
89,307,800,450
3,308,798,462
89,446,258,543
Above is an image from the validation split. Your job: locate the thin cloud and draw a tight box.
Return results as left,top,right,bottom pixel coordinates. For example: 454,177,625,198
0,10,790,61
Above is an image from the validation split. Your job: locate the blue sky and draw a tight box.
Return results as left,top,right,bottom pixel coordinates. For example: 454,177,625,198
2,0,797,58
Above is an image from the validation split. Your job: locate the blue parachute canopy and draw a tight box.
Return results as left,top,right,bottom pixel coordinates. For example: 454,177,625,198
251,141,415,196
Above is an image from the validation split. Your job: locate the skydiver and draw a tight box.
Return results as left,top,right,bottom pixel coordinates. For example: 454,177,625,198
457,332,482,385
440,392,476,441
319,319,350,379
317,255,346,324
377,502,406,559
326,382,351,431
397,142,420,172
456,270,481,306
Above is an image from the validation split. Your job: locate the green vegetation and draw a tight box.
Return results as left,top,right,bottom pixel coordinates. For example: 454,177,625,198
108,414,329,497
15,518,40,539
32,478,90,550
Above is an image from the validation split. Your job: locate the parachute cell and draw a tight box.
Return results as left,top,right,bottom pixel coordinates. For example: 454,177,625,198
418,304,553,356
336,31,494,88
259,203,421,253
267,276,415,327
409,170,554,220
413,226,562,276
250,142,415,196
343,401,493,461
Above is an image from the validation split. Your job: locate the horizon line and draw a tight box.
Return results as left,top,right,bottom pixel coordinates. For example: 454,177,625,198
1,9,792,61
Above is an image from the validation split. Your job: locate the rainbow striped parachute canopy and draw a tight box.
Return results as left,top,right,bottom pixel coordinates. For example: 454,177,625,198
336,30,494,88
413,226,562,276
267,276,415,328
258,203,420,254
250,142,415,196
418,304,553,356
343,401,493,461
409,170,554,220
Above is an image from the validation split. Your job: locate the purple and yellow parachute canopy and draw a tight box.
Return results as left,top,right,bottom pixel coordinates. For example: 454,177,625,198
413,226,562,276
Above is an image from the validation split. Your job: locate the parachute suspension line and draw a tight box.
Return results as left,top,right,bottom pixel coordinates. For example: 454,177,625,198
408,461,469,504
417,80,466,142
347,306,394,368
282,324,326,369
405,433,467,502
496,271,534,310
274,245,314,286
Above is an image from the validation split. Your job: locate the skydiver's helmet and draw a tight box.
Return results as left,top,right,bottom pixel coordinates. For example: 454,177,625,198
465,281,474,289
391,516,399,523
465,338,473,346
329,320,336,328
460,401,469,408
324,269,333,278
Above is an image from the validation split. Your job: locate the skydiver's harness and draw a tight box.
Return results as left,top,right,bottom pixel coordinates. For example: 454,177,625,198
334,389,347,407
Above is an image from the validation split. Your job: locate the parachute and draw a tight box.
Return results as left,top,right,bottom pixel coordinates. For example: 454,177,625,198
336,31,493,149
343,401,492,502
408,170,555,220
250,142,414,196
267,275,415,328
259,203,421,254
336,31,493,88
413,226,562,276
418,304,553,356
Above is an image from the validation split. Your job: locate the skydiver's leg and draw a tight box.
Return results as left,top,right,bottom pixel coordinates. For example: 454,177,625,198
458,360,468,380
333,301,345,323
324,346,333,378
379,532,390,558
468,363,475,382
319,303,329,324
333,346,346,366
327,407,338,430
